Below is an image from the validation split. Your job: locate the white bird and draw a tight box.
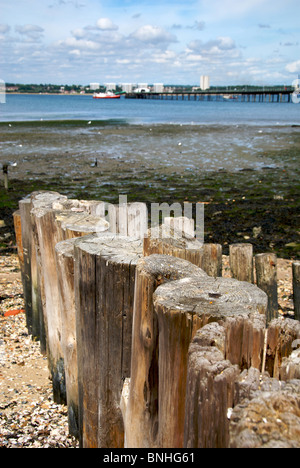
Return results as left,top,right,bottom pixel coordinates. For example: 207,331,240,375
88,121,92,125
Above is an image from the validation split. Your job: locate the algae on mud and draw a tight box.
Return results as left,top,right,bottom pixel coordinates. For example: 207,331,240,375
0,121,299,258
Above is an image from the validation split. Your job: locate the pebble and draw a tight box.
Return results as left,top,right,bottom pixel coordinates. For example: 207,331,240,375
0,254,78,448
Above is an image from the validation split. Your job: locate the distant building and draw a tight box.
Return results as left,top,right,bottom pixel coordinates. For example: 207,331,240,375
153,83,164,93
134,87,151,94
90,82,100,90
122,83,134,93
200,75,210,90
104,83,116,91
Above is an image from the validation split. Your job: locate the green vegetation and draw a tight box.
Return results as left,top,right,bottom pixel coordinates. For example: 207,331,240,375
5,82,294,95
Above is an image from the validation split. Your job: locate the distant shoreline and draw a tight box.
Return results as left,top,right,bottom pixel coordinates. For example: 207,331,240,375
6,92,90,96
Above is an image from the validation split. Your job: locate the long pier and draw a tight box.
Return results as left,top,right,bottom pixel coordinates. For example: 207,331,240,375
126,88,293,103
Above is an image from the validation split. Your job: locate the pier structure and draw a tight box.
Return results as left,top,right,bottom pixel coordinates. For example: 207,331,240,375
126,88,293,103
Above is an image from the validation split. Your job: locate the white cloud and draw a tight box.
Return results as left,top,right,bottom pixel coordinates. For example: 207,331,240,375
96,18,118,31
0,24,10,34
131,25,177,45
286,60,300,73
15,24,44,41
187,37,237,57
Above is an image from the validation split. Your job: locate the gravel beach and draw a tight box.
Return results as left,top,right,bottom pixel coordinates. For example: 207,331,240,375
0,254,78,448
0,253,295,448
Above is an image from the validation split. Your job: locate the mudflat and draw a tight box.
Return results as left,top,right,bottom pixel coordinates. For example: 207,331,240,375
0,121,299,258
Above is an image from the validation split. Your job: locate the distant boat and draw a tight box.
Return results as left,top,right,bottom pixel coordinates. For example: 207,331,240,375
222,94,238,100
93,91,121,99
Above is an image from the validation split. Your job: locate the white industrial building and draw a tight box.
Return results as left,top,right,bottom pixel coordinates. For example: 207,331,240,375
90,82,100,90
104,83,116,91
200,75,210,90
122,83,134,93
153,83,164,93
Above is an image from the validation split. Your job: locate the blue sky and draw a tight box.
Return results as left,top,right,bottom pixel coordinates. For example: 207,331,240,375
0,0,299,85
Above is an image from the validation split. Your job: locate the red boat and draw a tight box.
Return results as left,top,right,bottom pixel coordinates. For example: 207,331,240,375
93,92,121,99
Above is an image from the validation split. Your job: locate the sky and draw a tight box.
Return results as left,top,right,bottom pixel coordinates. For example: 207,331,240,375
0,0,299,86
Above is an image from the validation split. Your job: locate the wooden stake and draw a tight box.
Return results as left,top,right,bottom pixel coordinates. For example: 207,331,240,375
55,238,78,438
229,243,254,283
143,224,204,268
124,254,208,448
153,276,267,448
201,243,222,277
3,163,8,190
74,234,143,448
255,253,278,324
184,323,240,448
293,261,300,321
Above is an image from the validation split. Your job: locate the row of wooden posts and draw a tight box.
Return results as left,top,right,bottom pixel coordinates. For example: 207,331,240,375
13,191,300,448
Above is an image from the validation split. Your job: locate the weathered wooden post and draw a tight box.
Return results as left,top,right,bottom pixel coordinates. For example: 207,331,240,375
74,234,143,448
108,201,148,237
201,243,222,277
229,243,254,283
143,224,204,267
31,195,69,403
55,217,110,438
2,163,9,190
55,238,78,438
184,323,240,448
19,198,33,334
255,253,278,324
293,261,300,321
153,276,267,448
19,191,67,344
13,210,24,282
123,254,208,448
266,318,300,379
164,216,195,237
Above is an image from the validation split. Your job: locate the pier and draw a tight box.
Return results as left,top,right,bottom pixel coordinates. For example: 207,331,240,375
126,87,293,103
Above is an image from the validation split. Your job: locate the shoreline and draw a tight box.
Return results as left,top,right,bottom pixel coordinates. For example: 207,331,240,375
0,121,299,259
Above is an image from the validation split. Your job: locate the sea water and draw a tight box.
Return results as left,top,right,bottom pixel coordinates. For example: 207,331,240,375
0,93,299,126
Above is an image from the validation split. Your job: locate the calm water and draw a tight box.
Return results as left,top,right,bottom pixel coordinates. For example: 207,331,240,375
0,93,299,125
0,94,299,180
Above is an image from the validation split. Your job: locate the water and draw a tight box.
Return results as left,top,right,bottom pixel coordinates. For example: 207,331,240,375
0,93,299,125
0,94,299,180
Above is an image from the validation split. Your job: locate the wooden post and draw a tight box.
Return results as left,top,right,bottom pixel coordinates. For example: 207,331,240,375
184,323,240,448
13,210,24,282
19,198,33,333
201,243,222,277
266,317,300,379
32,201,67,404
55,211,109,240
164,216,195,237
143,224,204,267
55,238,79,438
153,276,267,448
255,253,278,324
293,261,300,321
230,243,254,283
74,234,143,448
230,373,300,448
108,201,148,238
32,197,109,403
124,254,208,448
2,163,8,190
